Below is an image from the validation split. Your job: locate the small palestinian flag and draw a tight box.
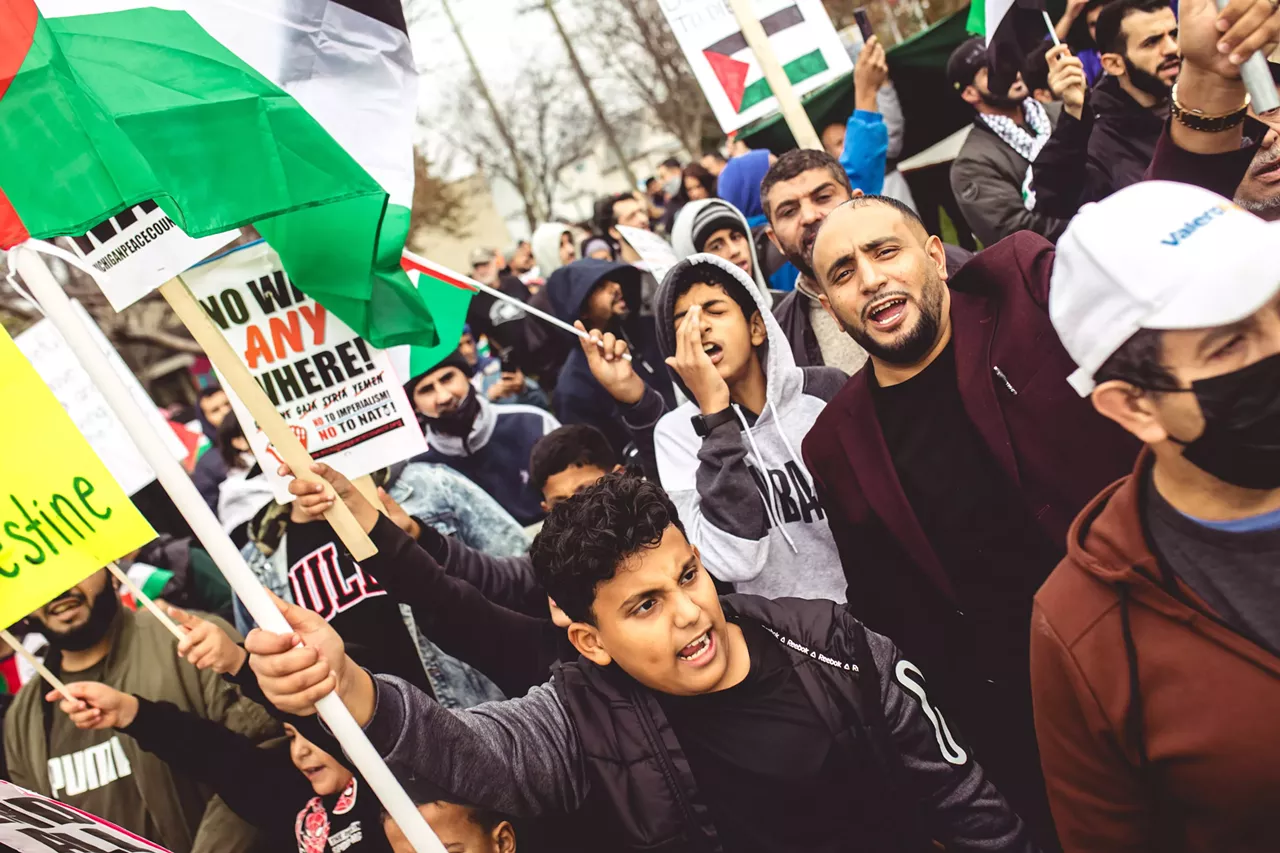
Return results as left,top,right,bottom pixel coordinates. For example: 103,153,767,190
981,0,1051,95
0,0,438,350
704,3,830,114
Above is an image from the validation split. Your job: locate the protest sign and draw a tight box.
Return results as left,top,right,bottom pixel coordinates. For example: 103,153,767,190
0,781,170,852
0,327,156,631
64,200,237,312
15,302,188,496
658,0,852,133
618,226,682,284
182,241,427,503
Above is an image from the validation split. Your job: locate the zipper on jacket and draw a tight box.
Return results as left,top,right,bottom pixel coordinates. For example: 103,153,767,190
992,366,1017,396
633,690,709,847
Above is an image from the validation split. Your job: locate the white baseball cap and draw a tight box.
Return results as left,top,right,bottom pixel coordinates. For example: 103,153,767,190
1051,181,1280,396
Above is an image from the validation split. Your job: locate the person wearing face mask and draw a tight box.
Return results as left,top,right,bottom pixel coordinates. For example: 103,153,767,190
2,570,277,852
408,350,560,526
1032,180,1280,852
1031,0,1182,217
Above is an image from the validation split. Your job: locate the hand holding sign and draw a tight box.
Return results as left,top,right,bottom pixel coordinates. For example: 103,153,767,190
46,682,139,731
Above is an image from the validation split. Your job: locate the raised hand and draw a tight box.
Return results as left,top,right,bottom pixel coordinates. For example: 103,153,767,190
854,37,889,113
171,606,247,675
665,305,731,416
1180,0,1280,75
575,320,645,405
245,590,373,721
47,682,138,731
1047,45,1088,119
280,461,379,534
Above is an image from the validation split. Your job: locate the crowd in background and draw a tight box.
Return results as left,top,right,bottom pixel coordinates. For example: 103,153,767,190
4,0,1280,850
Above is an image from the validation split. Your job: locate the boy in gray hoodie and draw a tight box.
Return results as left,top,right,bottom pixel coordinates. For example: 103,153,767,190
577,254,848,602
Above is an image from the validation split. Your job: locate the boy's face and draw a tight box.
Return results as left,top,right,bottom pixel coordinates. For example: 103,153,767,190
672,282,766,387
568,525,736,696
701,227,754,278
541,463,618,512
411,367,471,418
384,803,514,853
285,724,352,798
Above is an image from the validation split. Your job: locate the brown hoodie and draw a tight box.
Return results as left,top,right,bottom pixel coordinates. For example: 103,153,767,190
1031,452,1280,853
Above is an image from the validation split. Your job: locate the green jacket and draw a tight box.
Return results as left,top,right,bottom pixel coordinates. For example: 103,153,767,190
3,609,279,853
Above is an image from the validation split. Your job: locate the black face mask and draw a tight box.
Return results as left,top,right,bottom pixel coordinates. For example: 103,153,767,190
424,386,481,439
43,583,120,653
1165,353,1280,490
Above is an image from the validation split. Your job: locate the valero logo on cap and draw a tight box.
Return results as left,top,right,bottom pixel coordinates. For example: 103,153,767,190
1161,202,1237,247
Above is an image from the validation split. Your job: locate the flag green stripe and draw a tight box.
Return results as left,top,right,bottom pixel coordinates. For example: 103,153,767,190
738,50,830,113
0,9,436,349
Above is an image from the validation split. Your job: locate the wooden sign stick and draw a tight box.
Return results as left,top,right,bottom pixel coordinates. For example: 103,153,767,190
105,562,185,642
1,629,74,705
159,276,376,560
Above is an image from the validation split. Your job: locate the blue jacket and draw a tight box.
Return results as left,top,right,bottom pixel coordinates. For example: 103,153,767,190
545,259,676,457
417,395,559,526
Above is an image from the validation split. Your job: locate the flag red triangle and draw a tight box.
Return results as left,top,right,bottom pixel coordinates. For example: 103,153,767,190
703,49,751,111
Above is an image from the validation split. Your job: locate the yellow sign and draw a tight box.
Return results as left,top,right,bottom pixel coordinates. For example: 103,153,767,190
0,326,155,630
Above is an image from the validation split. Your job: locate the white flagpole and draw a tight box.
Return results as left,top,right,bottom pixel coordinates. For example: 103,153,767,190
401,250,632,362
11,245,446,853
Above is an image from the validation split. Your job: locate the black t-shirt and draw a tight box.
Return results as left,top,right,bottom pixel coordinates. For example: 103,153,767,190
285,520,433,696
870,343,1060,674
657,621,861,852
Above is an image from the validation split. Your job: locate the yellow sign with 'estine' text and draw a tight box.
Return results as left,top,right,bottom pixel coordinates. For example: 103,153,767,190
0,326,155,630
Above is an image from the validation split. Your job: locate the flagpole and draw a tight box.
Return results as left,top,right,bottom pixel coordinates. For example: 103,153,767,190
401,250,632,362
1,630,75,706
723,0,824,150
1041,11,1061,46
11,245,447,853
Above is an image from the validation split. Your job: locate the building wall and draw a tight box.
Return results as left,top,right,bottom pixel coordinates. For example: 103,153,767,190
407,173,514,272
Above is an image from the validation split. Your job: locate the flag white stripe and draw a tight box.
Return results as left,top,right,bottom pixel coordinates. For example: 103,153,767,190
37,0,415,207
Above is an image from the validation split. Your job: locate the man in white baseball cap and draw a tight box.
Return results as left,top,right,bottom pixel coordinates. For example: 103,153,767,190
1032,179,1280,851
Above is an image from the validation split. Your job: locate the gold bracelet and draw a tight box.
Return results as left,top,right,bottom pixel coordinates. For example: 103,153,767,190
1170,83,1251,132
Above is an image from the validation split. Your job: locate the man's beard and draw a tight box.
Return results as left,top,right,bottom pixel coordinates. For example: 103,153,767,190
1235,143,1280,218
1125,55,1176,100
840,269,947,365
979,89,1027,111
43,585,119,653
783,219,825,281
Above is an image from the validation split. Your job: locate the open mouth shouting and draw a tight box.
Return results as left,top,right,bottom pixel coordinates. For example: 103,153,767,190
865,294,911,333
677,629,717,667
701,342,724,365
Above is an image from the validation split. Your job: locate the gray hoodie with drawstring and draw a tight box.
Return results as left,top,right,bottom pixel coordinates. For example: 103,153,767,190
644,254,849,602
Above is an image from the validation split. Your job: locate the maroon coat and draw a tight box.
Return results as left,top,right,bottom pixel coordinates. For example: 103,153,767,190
800,233,1140,842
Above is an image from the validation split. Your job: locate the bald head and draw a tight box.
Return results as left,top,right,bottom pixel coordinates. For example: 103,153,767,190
810,196,950,372
812,197,930,290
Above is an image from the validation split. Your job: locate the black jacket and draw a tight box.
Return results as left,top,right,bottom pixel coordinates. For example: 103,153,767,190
1032,76,1166,218
545,259,675,457
468,273,563,385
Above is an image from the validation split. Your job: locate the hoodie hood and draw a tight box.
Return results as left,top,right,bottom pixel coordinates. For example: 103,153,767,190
671,199,769,296
545,258,642,326
717,150,772,224
531,222,574,277
654,253,802,408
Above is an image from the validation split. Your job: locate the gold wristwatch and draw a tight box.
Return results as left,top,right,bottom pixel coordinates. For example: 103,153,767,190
1170,83,1251,132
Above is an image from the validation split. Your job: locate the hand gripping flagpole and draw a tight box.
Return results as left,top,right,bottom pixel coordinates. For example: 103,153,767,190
1216,0,1280,115
10,245,446,853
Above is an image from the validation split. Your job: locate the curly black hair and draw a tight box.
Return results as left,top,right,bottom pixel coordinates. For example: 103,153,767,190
529,424,618,493
530,471,686,625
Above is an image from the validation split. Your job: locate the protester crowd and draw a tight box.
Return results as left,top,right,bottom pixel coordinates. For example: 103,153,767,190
4,0,1280,850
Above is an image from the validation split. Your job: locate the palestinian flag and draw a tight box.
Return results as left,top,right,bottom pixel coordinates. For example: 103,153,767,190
979,0,1051,96
0,0,439,350
399,250,478,378
704,4,829,114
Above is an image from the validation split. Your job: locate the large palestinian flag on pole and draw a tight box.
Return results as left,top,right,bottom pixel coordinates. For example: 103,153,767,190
0,0,439,349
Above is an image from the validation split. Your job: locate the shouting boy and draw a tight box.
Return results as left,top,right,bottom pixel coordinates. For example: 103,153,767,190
246,472,1035,853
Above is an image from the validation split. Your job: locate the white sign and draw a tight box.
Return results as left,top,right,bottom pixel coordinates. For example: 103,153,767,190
658,0,852,133
181,242,427,503
617,226,682,284
0,780,171,852
66,200,237,312
14,302,188,496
